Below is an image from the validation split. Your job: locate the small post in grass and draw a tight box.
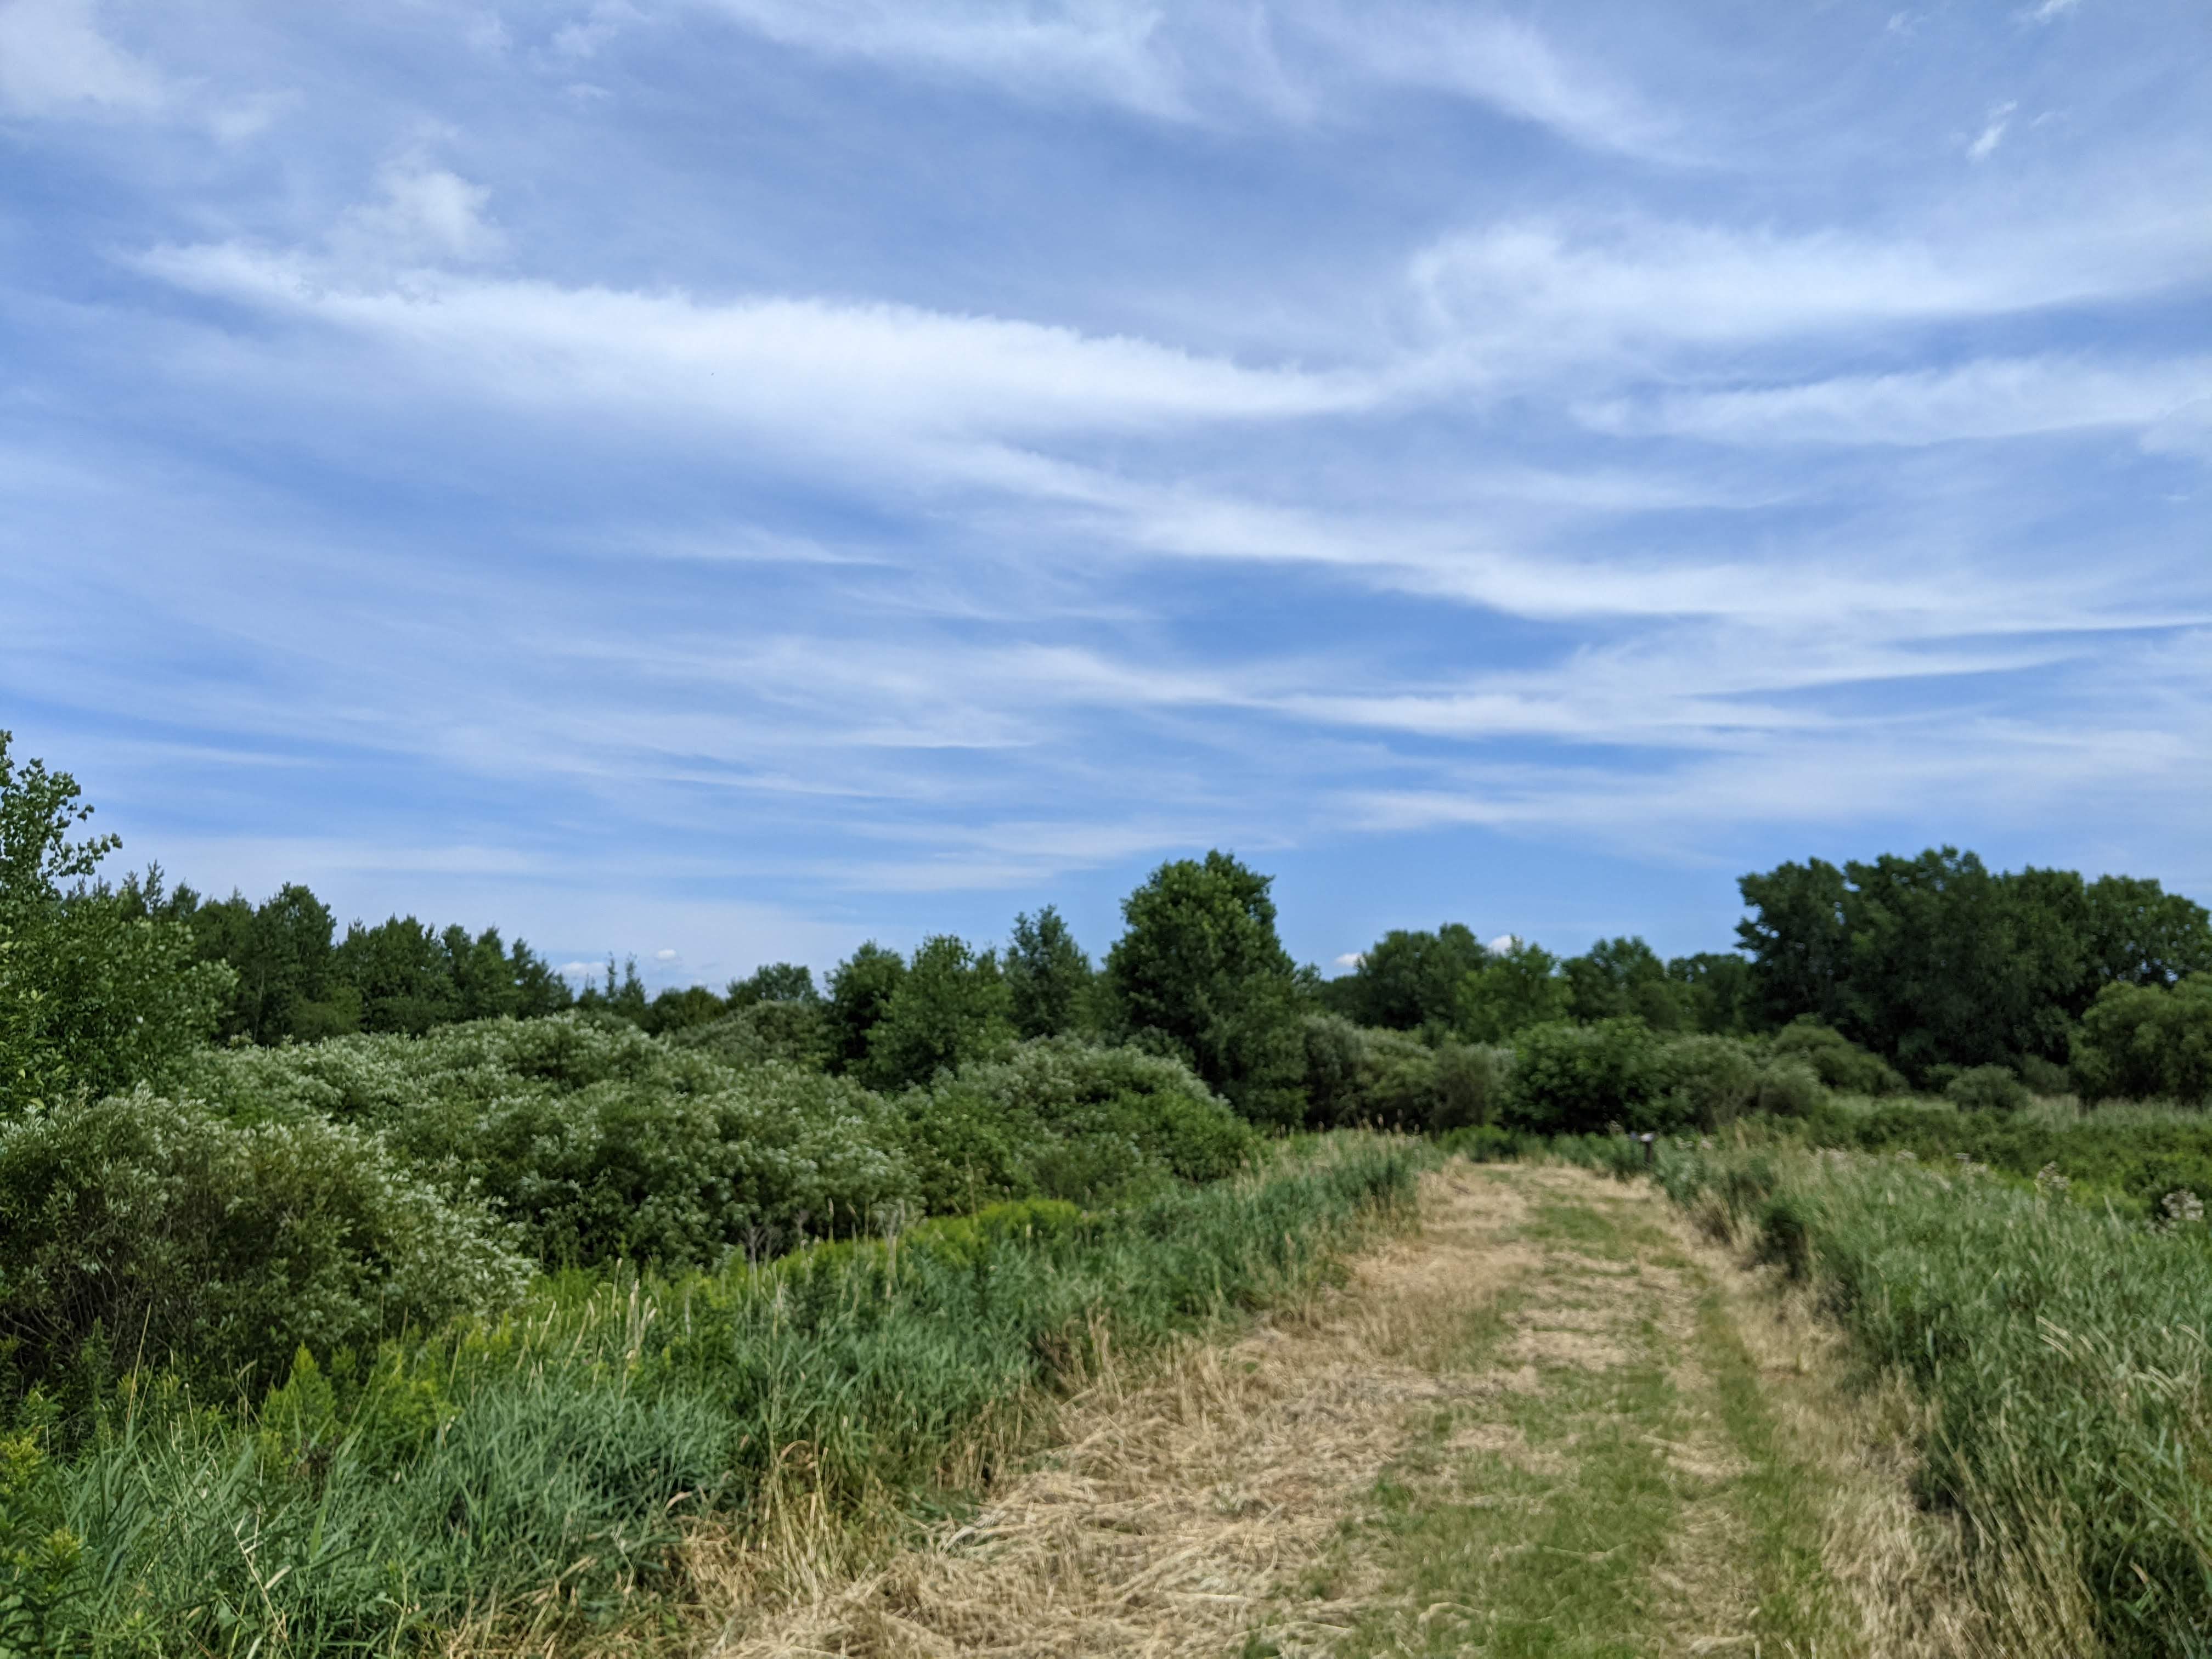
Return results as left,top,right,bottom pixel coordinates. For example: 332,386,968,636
1639,1132,1655,1169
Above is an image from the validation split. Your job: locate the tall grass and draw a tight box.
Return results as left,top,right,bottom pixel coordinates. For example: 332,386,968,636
4,1136,1420,1656
1651,1139,2212,1656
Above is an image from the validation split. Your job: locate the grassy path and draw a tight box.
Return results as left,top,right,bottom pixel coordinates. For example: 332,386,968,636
697,1165,1914,1658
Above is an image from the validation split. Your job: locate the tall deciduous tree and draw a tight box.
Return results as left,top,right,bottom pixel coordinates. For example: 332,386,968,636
862,934,1014,1090
1005,905,1092,1039
1328,924,1486,1032
1105,851,1305,1127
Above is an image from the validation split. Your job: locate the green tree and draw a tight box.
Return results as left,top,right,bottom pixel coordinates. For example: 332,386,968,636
2080,876,2212,993
1736,858,1850,1031
825,941,906,1074
1325,923,1486,1031
1005,905,1092,1039
1666,951,1754,1035
1454,939,1568,1042
1104,851,1305,1127
1835,849,2083,1077
862,934,1015,1091
727,962,819,1007
2072,975,2212,1105
1560,936,1688,1030
0,733,232,1111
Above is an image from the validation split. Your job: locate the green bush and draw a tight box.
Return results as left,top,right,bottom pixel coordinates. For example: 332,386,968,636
0,1091,529,1400
1753,1057,1826,1118
1769,1017,1906,1096
1651,1034,1762,1127
2072,975,2212,1105
1945,1063,2031,1114
895,1038,1253,1214
668,999,832,1070
175,1017,915,1269
1502,1019,1664,1135
1296,1015,1506,1132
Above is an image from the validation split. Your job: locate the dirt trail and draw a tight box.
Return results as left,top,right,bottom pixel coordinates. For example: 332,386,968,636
697,1164,1962,1659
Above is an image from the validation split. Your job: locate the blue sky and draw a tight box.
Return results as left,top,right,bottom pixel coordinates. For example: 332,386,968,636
2,0,2207,989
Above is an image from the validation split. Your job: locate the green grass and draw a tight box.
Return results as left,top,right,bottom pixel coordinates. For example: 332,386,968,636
0,1136,1422,1657
1269,1176,1838,1658
1656,1139,2212,1656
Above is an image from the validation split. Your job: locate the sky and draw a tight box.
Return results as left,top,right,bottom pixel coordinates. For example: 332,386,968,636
2,0,2208,990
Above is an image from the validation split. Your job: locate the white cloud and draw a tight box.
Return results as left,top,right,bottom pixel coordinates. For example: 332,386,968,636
1585,355,2212,448
2022,0,2081,21
653,946,679,961
1306,5,1669,156
1408,212,2210,369
1967,100,2016,161
137,244,1366,454
330,162,508,268
699,0,1187,117
1331,951,1363,969
693,0,1669,152
0,0,164,116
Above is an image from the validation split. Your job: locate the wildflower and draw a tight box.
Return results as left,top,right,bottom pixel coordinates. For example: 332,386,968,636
2161,1189,2204,1230
2034,1163,2070,1198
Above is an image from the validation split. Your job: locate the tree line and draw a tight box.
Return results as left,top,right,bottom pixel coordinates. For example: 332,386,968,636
5,729,2210,1118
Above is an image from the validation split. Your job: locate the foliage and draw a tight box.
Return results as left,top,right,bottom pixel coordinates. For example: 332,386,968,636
1503,1019,1668,1135
1104,851,1306,1127
862,934,1015,1091
179,1017,913,1270
1296,1013,1507,1133
0,736,233,1115
668,997,833,1070
1945,1062,2032,1114
894,1038,1254,1214
15,1141,1417,1655
1322,924,1486,1032
0,1091,529,1401
1559,936,1689,1030
1737,848,2212,1080
1005,906,1094,1040
726,962,818,1007
2072,974,2212,1105
826,941,906,1074
1649,1033,1762,1127
1453,938,1570,1043
1768,1016,1905,1095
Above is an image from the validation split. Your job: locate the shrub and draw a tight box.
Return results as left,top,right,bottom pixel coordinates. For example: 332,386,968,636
0,1092,529,1399
176,1018,915,1269
1502,1019,1663,1135
1754,1057,1827,1118
668,1000,832,1070
1430,1040,1509,1132
2072,975,2212,1105
1946,1063,2032,1114
1297,1016,1507,1132
1769,1017,1906,1096
896,1039,1253,1214
1651,1034,1762,1128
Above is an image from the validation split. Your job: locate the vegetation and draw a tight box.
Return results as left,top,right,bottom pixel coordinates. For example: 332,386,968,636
12,728,2212,1652
1638,1137,2212,1655
0,1140,1417,1655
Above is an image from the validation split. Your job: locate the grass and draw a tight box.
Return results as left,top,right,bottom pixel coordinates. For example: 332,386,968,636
2,1135,1423,1657
1652,1136,2212,1656
1278,1171,1843,1658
